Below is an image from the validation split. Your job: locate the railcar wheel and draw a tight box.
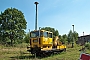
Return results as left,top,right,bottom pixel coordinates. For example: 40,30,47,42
63,48,66,52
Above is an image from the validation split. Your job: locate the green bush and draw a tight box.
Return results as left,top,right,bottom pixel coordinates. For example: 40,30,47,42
85,42,90,50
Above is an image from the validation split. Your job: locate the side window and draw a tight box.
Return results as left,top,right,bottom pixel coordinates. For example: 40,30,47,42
49,33,52,38
43,32,48,37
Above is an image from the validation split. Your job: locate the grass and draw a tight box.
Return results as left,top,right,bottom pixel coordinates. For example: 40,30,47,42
41,45,80,60
0,43,90,60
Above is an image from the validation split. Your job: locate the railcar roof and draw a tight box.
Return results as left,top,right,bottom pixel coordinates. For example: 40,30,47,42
31,30,52,33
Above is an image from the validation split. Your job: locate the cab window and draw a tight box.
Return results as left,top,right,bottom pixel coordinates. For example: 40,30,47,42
48,33,52,38
43,32,48,37
30,31,39,38
30,31,43,38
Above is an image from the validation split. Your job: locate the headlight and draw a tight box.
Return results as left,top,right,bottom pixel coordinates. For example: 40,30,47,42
33,40,38,43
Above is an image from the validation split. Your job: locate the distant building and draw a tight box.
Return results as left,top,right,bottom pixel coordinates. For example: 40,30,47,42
76,35,90,45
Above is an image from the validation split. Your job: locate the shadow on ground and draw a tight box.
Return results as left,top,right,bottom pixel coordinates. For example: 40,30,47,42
10,55,35,59
10,52,35,59
10,51,64,60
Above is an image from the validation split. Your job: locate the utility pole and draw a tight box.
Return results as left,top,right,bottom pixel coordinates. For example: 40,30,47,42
34,2,39,30
72,25,74,48
34,2,39,59
83,32,84,36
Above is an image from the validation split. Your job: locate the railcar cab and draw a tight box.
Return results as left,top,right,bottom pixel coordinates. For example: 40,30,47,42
29,29,53,53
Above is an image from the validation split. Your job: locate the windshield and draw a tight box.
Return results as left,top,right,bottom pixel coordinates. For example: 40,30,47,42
30,31,39,38
30,31,52,38
30,31,43,38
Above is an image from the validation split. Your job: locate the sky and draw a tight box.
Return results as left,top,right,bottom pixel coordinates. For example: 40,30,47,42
0,0,90,36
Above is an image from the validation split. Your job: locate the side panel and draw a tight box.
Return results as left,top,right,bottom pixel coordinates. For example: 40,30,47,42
48,38,53,44
40,37,53,51
57,45,66,50
40,37,52,44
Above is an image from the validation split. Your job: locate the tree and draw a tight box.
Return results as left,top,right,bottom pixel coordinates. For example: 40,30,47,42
67,30,79,45
73,31,79,42
24,33,30,43
0,7,27,45
41,27,59,38
67,30,73,44
62,34,68,44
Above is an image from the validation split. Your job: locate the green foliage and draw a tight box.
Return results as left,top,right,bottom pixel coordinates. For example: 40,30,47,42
61,34,68,44
73,31,79,42
67,30,73,44
85,42,90,50
23,33,30,43
41,27,59,38
0,7,27,45
67,30,78,44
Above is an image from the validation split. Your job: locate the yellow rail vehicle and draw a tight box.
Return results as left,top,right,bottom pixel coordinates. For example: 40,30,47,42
27,29,66,56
